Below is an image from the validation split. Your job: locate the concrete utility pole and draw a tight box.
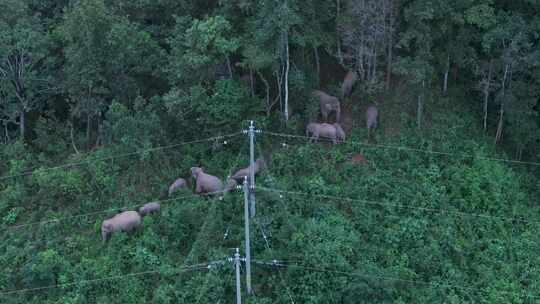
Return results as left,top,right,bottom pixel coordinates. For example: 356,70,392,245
243,177,253,295
234,248,242,304
248,120,256,217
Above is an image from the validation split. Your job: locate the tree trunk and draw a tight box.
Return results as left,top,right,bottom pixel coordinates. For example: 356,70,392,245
417,80,425,128
495,109,504,144
86,113,91,149
226,55,233,79
284,31,290,122
249,68,255,97
483,60,493,131
4,122,9,144
495,63,510,144
20,110,25,140
275,69,282,114
372,49,377,82
417,95,423,128
336,0,343,65
385,0,395,91
314,46,320,85
95,115,103,148
71,122,80,154
443,54,450,95
257,71,271,116
386,32,393,91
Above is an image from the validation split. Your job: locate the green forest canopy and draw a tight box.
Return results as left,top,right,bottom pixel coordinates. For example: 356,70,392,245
0,0,539,303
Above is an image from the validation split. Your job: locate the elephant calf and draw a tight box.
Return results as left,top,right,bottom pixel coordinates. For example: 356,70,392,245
231,158,266,182
101,211,141,242
341,70,358,98
306,123,346,144
139,202,161,217
168,178,187,196
191,167,223,195
312,90,341,122
366,105,378,130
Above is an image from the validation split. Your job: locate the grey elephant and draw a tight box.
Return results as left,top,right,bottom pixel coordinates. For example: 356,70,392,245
312,90,341,122
191,167,223,195
168,178,187,196
101,211,142,242
366,105,378,131
341,70,358,98
231,158,266,182
306,123,346,144
139,202,161,217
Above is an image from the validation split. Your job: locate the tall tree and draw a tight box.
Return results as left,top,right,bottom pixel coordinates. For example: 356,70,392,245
339,0,397,89
397,0,437,128
0,0,50,140
482,13,533,144
168,15,240,86
248,0,302,122
60,0,113,148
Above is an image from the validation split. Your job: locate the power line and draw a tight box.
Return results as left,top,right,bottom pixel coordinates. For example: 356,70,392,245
6,141,248,232
256,186,539,227
254,221,295,303
5,141,247,247
255,187,507,261
255,154,530,268
0,132,241,181
5,142,247,264
265,131,540,167
0,262,213,297
4,185,245,253
254,187,540,300
250,167,296,304
255,144,533,265
221,139,250,242
180,145,248,268
255,142,301,233
252,260,540,301
195,269,214,304
6,190,229,232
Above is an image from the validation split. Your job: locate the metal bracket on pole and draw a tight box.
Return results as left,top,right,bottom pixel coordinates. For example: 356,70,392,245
243,177,253,295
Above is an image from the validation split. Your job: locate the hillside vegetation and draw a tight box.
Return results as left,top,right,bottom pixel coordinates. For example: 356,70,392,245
1,0,539,303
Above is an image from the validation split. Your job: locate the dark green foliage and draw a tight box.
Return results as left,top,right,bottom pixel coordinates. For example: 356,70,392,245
0,0,539,303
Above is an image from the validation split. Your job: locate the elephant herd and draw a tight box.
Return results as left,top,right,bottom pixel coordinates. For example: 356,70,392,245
101,161,266,242
307,70,379,144
101,70,375,242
